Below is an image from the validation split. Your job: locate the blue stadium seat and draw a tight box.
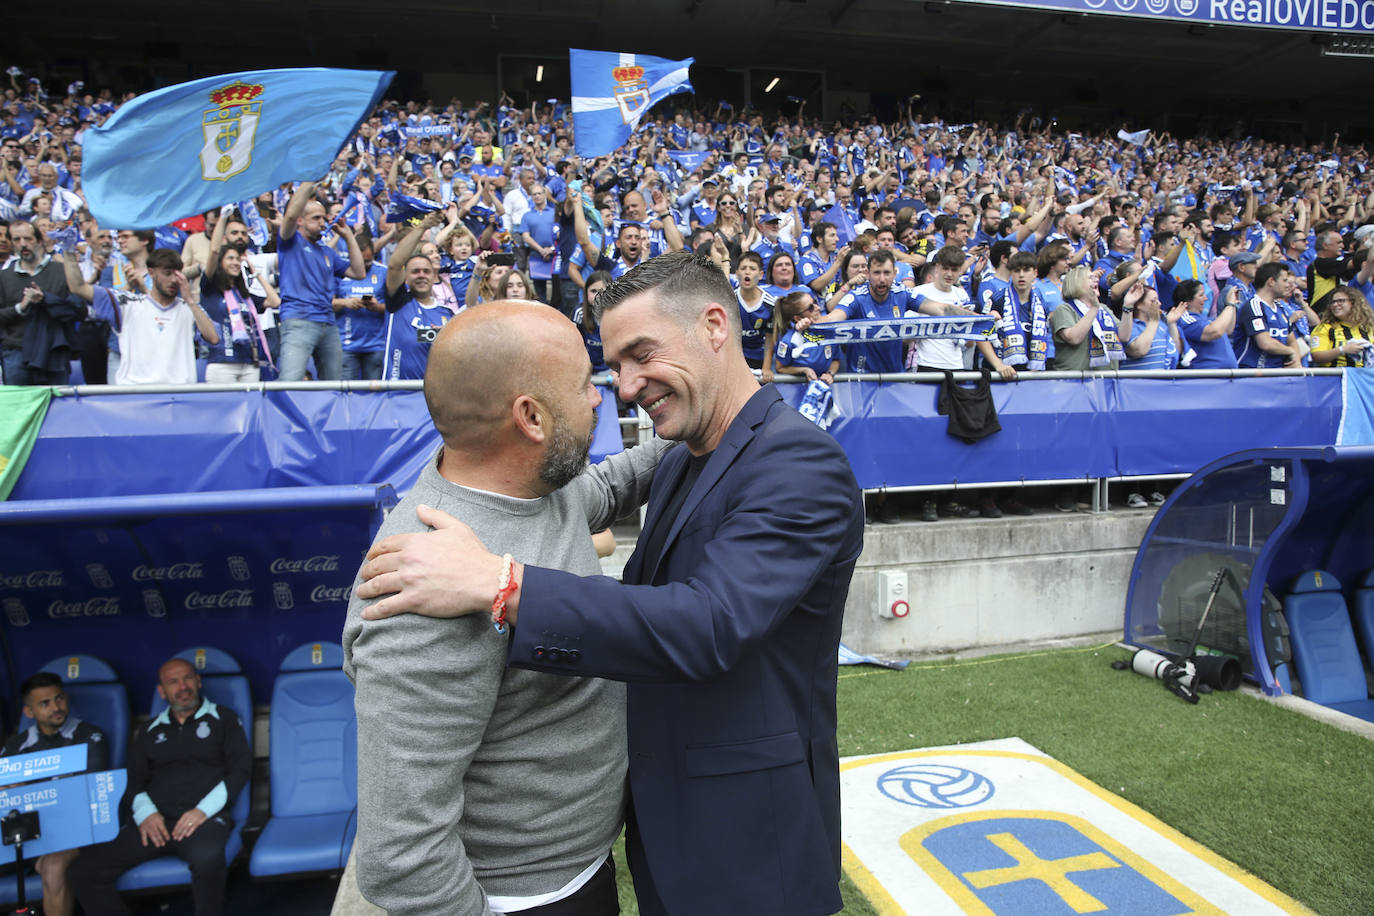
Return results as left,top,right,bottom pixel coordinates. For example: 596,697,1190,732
1284,571,1374,722
18,654,131,768
116,647,253,894
249,642,356,878
1352,570,1374,668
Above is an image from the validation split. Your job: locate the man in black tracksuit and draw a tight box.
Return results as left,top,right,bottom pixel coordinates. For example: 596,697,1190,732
2,672,109,916
69,658,250,916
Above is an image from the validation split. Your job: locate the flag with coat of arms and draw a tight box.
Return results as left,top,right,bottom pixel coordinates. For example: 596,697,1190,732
83,68,394,229
570,50,693,159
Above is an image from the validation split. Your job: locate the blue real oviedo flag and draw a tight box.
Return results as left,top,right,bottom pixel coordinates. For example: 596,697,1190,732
84,68,394,229
570,50,693,159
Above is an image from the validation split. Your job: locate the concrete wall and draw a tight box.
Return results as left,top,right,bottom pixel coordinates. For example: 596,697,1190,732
842,512,1154,656
603,510,1155,658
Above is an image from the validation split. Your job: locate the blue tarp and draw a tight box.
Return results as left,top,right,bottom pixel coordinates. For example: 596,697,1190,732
11,388,625,500
776,375,1344,490
0,485,397,708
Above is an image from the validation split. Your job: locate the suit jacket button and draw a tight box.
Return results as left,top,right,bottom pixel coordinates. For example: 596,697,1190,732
533,646,546,660
567,649,581,664
549,647,565,662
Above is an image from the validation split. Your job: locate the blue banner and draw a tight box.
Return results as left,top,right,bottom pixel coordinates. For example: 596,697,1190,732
0,769,125,858
951,0,1374,34
9,388,624,502
1338,369,1374,444
570,50,694,158
666,150,711,174
0,744,87,782
776,376,1342,490
84,68,395,229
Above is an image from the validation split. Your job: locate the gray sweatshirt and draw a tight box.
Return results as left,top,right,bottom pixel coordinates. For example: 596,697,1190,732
343,440,666,915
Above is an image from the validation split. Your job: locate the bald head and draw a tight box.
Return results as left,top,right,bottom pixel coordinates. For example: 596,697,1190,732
159,658,195,682
424,300,588,451
157,657,202,716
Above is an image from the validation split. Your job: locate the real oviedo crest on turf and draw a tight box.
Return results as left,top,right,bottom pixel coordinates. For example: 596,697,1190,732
201,80,263,182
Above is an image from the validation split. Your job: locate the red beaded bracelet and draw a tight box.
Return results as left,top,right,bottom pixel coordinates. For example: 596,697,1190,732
492,553,517,633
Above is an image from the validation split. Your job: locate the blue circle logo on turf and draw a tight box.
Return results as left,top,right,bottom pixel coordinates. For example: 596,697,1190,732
876,764,995,808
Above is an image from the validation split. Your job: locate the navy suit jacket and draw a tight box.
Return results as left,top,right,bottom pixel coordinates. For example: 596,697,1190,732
511,384,864,916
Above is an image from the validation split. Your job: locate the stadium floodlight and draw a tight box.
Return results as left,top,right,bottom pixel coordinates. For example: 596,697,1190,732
1321,35,1374,57
536,65,544,82
764,77,779,93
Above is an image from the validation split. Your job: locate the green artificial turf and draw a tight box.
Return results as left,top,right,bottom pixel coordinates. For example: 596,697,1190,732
836,643,1374,916
613,643,1373,914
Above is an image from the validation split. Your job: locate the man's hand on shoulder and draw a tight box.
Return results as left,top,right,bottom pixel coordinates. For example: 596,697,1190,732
139,812,169,848
356,505,514,623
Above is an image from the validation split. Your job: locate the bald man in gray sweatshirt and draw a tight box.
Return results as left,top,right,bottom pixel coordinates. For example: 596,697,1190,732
338,301,666,915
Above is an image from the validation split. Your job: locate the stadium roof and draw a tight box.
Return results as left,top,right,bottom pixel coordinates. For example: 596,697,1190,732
7,0,1372,138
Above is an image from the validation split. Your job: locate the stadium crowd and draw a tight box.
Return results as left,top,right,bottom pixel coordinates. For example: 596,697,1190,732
5,67,1374,506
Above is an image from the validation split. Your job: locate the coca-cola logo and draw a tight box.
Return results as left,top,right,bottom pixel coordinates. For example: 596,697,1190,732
270,556,341,575
0,570,64,589
310,585,351,604
183,589,255,610
132,563,205,582
47,597,120,619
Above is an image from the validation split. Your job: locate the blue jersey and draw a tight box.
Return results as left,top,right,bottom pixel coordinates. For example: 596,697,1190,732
472,162,504,183
571,306,606,373
691,201,717,228
336,265,388,353
799,251,836,292
977,275,1011,317
199,278,265,366
382,285,458,380
832,284,910,374
567,227,606,284
751,236,797,265
1232,295,1290,369
737,288,776,362
1246,225,1281,253
1179,309,1238,370
444,257,477,304
278,229,351,323
519,205,559,280
1121,318,1179,370
775,327,837,376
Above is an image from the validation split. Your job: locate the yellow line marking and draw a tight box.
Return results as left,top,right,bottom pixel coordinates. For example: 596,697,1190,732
841,842,907,916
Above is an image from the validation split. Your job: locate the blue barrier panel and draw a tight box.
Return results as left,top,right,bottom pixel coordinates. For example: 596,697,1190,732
1109,376,1344,477
778,375,1343,490
11,388,625,501
0,485,397,708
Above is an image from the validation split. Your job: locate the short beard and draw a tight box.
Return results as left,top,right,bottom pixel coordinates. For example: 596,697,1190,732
538,411,592,491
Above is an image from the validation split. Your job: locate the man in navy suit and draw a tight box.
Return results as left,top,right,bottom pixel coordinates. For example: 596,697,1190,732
358,249,864,915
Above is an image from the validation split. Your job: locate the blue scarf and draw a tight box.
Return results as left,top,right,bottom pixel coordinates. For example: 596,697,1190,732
798,380,836,430
1067,299,1125,367
997,286,1049,371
